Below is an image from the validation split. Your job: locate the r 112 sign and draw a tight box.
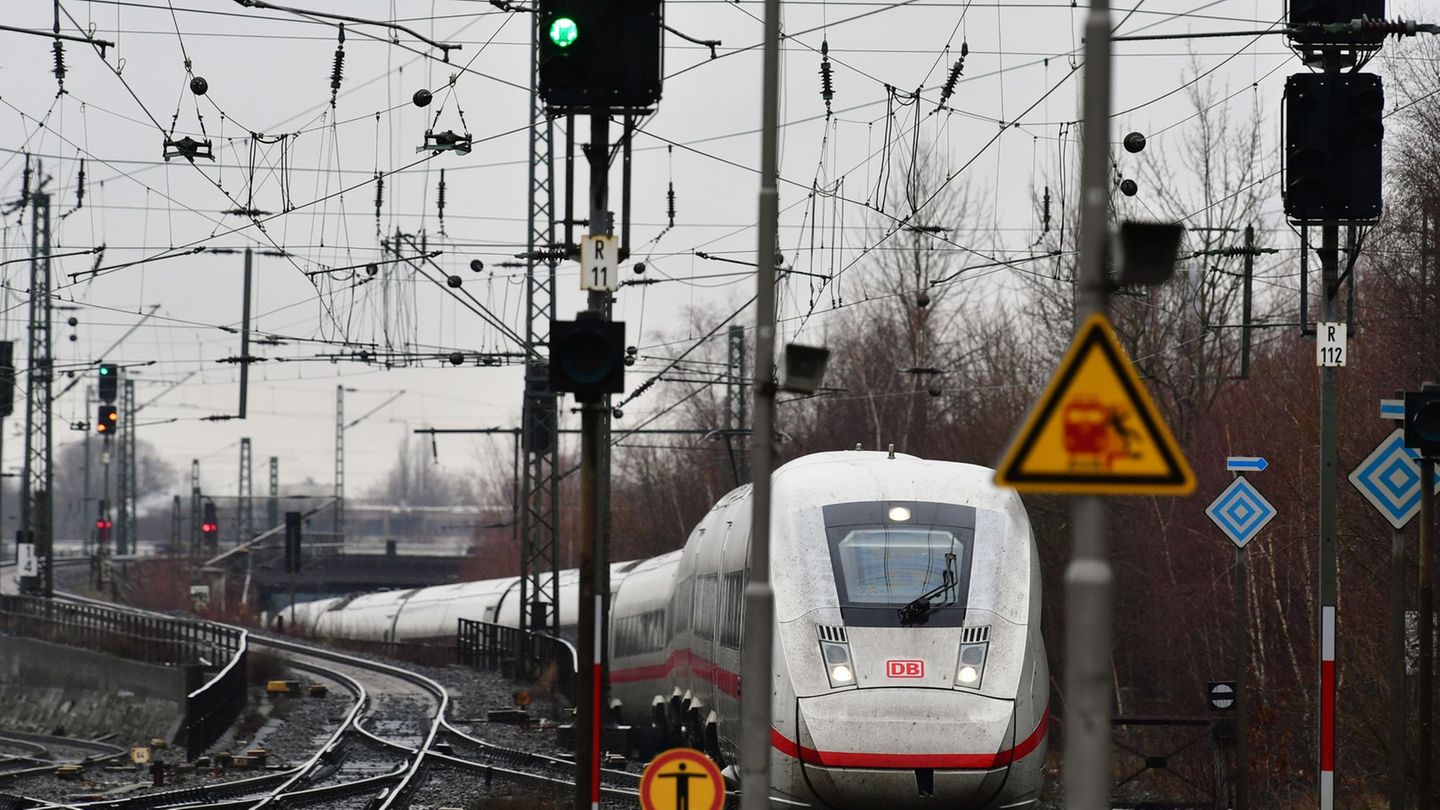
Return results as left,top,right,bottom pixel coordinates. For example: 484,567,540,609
1317,322,1346,367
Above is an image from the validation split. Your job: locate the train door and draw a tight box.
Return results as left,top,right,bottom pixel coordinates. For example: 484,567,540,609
716,499,751,764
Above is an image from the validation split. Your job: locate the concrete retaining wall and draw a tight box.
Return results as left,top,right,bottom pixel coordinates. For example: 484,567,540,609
0,634,188,742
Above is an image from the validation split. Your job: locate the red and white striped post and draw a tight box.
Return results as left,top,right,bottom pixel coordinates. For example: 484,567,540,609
591,593,603,809
1321,605,1335,809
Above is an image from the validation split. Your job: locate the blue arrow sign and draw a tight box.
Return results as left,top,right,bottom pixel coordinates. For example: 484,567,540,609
1226,457,1268,472
1348,429,1440,529
1206,475,1277,549
1380,399,1405,421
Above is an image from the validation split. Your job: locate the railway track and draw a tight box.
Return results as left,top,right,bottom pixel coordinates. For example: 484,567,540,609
0,732,128,785
2,569,652,808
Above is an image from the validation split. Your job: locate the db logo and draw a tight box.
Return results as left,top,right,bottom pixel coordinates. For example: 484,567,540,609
886,659,924,678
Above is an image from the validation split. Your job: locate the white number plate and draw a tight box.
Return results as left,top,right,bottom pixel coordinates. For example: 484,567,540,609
1317,322,1346,367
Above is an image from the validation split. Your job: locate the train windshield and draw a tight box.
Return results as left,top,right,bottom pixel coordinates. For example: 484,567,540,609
822,501,976,627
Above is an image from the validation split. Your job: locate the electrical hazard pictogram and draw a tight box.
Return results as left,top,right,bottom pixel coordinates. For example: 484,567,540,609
995,314,1195,495
640,748,724,810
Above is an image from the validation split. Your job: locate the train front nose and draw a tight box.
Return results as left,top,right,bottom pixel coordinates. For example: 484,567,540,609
783,688,1039,810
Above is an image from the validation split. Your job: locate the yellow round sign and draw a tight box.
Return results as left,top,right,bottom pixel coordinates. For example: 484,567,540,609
639,747,724,810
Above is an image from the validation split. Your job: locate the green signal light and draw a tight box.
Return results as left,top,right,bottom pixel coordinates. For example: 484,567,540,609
548,17,579,48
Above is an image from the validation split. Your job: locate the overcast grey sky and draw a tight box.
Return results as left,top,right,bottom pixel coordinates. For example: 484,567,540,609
2,0,1401,504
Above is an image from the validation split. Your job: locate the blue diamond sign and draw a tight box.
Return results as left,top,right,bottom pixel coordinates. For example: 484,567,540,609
1348,429,1440,529
1206,475,1277,548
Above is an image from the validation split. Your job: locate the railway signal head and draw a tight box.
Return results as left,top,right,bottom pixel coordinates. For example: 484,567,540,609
98,363,119,403
202,501,219,546
548,16,579,48
549,314,626,403
779,343,831,394
0,341,13,418
1404,388,1440,457
537,0,663,110
97,404,118,434
285,511,304,573
1283,72,1384,223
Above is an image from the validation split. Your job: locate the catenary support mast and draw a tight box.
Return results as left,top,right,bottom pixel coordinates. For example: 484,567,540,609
1065,1,1114,805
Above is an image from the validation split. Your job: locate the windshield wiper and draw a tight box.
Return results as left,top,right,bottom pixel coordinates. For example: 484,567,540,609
897,552,957,626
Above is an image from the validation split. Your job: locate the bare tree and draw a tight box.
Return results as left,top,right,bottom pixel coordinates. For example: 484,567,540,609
1020,68,1275,442
366,435,473,507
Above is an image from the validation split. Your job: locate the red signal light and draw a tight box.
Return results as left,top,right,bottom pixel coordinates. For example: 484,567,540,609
202,522,217,533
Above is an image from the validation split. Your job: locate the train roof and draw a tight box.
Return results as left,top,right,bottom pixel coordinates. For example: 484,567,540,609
774,450,1026,517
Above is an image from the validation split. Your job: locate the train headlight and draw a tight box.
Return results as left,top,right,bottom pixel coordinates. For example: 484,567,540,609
955,642,987,688
821,641,856,687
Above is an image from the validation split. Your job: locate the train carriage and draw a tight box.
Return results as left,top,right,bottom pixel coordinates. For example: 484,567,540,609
285,450,1048,808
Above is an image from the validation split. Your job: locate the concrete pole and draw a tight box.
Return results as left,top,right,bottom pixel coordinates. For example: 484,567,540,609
1390,388,1407,810
1065,0,1114,807
1390,526,1406,809
576,108,611,810
1318,222,1339,810
1420,454,1434,810
740,0,781,802
1235,544,1249,810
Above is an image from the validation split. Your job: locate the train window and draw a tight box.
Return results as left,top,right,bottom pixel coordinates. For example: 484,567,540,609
719,571,744,648
836,528,963,604
822,501,977,628
614,610,667,658
672,577,692,635
695,574,718,640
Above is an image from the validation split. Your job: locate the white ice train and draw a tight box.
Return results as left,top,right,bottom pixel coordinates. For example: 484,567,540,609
288,451,1049,808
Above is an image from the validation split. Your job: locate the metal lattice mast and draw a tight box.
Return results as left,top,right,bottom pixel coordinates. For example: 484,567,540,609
519,7,561,639
124,380,136,548
190,459,201,555
268,456,279,531
725,324,750,484
19,184,53,597
171,495,182,551
238,438,253,545
334,385,345,544
117,379,136,554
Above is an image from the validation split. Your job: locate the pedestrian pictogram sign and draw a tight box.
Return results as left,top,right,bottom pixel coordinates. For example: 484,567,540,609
995,314,1196,495
641,748,723,810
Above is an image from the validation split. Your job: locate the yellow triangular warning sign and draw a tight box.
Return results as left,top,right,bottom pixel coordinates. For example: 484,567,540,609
995,314,1196,495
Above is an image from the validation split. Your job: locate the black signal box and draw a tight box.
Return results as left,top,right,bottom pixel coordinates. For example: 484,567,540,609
1283,72,1383,223
550,315,626,403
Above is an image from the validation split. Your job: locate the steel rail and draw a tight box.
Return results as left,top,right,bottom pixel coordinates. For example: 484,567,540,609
0,578,722,807
250,634,450,809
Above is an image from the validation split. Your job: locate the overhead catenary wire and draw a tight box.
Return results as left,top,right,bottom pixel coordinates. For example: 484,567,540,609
0,0,1314,464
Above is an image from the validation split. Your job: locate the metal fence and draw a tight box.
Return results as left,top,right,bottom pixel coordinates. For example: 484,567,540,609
457,618,577,701
0,594,248,760
322,636,457,668
184,638,248,760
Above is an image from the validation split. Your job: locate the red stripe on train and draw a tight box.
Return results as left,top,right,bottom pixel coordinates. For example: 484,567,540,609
769,710,1049,770
610,649,742,698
